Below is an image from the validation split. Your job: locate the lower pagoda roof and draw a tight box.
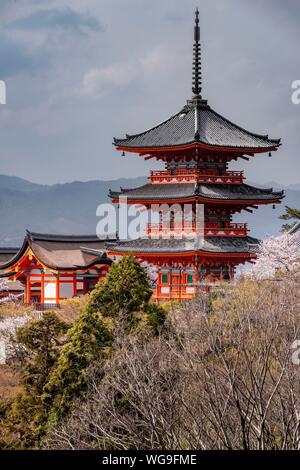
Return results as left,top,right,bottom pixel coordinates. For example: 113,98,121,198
109,182,284,203
107,236,259,255
0,231,115,273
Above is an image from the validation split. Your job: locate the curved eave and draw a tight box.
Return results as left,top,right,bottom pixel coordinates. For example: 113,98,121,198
45,260,112,272
111,196,284,205
0,271,18,279
115,142,280,155
109,249,257,258
0,239,31,270
0,245,111,274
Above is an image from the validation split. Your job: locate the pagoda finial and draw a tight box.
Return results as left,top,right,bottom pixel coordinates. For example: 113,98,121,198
192,8,202,98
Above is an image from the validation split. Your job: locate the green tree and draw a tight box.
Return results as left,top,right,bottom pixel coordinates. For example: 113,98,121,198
42,256,164,429
279,206,300,232
87,255,152,318
143,303,167,335
42,309,113,423
0,312,68,449
17,312,68,397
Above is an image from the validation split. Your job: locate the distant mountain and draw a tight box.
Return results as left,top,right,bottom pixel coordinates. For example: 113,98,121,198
0,175,45,192
235,188,300,239
0,176,299,246
0,176,146,246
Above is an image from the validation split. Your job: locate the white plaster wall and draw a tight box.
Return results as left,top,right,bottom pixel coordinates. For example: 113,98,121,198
44,281,56,304
59,282,74,299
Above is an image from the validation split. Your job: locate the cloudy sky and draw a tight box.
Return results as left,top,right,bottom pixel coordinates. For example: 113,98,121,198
0,0,299,185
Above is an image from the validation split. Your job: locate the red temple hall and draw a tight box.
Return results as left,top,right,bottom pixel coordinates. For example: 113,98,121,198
108,9,284,301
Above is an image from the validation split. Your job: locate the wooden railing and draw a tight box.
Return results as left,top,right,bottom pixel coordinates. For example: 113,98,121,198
147,222,248,238
31,303,60,311
205,223,248,237
149,169,244,185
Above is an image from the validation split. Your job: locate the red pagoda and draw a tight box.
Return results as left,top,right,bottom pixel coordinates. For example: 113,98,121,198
108,9,284,301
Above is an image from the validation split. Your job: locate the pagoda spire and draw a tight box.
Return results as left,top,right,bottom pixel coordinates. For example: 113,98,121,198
192,8,202,98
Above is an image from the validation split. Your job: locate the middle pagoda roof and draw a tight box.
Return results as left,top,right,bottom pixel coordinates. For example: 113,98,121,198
109,182,284,204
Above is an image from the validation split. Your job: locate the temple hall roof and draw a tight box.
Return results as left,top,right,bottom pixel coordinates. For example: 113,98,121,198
0,248,20,265
0,231,115,272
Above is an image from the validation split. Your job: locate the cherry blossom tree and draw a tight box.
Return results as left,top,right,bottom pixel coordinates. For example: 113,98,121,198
0,278,24,304
0,315,32,364
140,261,158,289
248,232,300,279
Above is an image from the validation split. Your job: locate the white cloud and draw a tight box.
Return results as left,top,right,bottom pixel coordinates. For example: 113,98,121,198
81,45,179,99
82,62,140,97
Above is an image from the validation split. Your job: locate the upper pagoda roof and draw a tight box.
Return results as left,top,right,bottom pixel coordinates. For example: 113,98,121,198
114,100,280,151
0,231,115,273
109,182,284,203
114,10,280,153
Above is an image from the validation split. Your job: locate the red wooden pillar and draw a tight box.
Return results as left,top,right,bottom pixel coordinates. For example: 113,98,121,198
26,274,31,304
73,273,77,297
55,274,60,304
41,271,45,304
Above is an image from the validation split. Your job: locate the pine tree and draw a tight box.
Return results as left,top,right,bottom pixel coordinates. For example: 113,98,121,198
42,256,165,429
0,312,68,449
279,206,300,232
42,309,113,422
87,255,152,318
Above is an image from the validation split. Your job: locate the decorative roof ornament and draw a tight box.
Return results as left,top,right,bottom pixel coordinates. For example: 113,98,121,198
192,8,202,98
113,8,281,151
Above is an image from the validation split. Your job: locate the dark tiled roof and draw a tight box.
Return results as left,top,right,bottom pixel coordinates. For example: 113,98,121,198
109,183,284,202
289,221,300,249
107,236,259,255
114,100,281,150
289,221,300,235
27,232,110,243
0,231,116,271
0,247,20,264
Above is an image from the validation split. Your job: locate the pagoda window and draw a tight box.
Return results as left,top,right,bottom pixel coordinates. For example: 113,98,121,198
161,274,168,284
187,274,193,284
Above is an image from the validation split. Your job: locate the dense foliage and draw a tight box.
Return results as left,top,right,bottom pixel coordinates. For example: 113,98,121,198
87,255,152,317
44,275,300,450
0,313,68,449
1,255,300,450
